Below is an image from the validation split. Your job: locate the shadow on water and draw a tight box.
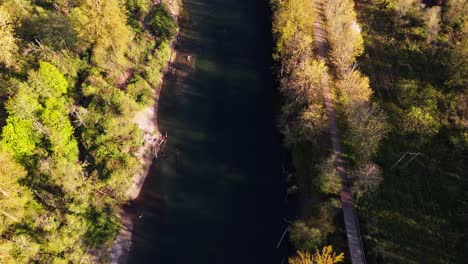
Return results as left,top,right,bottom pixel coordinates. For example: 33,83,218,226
128,0,288,263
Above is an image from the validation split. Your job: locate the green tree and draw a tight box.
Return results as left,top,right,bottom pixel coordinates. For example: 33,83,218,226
324,0,363,75
5,84,42,120
1,116,39,159
126,75,152,106
41,97,78,161
126,0,153,21
445,32,468,90
346,103,389,163
146,4,177,44
337,70,373,107
315,156,341,195
2,62,84,199
0,150,34,231
0,6,19,68
22,11,78,51
72,0,131,71
403,106,440,136
272,0,314,56
29,61,68,99
283,59,327,105
143,41,172,87
289,220,323,251
279,59,328,145
1,62,75,160
0,0,32,23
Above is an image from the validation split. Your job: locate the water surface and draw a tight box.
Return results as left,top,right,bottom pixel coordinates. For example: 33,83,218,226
128,0,286,263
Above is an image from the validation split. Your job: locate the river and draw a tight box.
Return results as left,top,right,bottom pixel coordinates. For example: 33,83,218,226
127,0,287,263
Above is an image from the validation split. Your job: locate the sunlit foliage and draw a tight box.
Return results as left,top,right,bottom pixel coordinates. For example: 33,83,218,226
288,246,344,264
272,0,314,57
72,0,131,72
324,0,363,75
0,0,178,260
0,7,18,68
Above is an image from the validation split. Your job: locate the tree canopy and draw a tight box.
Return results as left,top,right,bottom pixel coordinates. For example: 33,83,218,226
0,0,178,260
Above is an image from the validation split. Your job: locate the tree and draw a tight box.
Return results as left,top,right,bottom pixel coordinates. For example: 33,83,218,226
0,150,34,232
2,62,84,200
445,34,468,90
0,233,41,263
288,246,344,264
41,97,78,162
351,162,383,199
29,61,68,99
143,40,172,87
126,75,152,106
289,220,323,251
0,0,32,23
389,0,420,28
324,0,363,75
22,11,78,51
424,6,441,43
0,0,183,261
315,156,341,195
284,59,327,105
403,106,440,136
346,103,389,163
0,116,39,159
279,59,328,145
146,4,177,44
1,62,76,159
443,0,467,29
5,84,42,121
126,0,153,21
312,246,344,264
72,0,131,71
0,6,19,68
337,69,373,107
272,0,314,57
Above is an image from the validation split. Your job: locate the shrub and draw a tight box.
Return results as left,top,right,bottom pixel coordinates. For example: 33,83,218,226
126,75,152,106
126,0,152,21
143,41,171,87
315,157,341,195
289,220,323,251
351,162,383,200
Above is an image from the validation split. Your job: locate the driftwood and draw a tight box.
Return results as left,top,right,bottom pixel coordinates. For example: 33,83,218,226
142,132,168,160
152,133,168,159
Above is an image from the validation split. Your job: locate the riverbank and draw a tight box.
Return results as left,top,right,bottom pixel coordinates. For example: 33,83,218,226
110,1,182,263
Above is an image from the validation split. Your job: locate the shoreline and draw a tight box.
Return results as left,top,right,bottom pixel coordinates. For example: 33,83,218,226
109,1,182,263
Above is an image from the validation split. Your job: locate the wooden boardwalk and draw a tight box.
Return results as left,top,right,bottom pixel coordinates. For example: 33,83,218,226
312,0,366,263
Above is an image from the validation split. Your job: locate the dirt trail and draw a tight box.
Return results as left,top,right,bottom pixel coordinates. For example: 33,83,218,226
312,0,366,263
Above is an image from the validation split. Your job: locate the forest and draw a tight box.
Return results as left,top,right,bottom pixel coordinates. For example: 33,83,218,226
0,0,177,262
271,0,466,263
0,0,466,263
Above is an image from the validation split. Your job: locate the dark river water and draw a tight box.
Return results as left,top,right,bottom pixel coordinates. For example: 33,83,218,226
128,0,287,263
